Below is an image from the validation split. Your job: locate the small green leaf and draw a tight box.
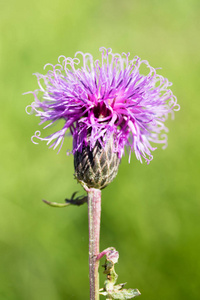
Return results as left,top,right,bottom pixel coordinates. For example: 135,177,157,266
42,199,71,208
99,247,141,299
111,288,141,299
42,192,87,208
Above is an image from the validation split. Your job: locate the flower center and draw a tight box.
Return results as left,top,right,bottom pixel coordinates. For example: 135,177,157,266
93,101,112,119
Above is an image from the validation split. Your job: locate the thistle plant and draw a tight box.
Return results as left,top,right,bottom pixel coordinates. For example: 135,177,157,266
26,47,179,300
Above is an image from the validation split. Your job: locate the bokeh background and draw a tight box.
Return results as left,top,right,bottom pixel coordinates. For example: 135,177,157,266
0,0,200,299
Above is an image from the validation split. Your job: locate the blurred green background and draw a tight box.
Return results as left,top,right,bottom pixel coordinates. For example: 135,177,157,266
0,0,200,299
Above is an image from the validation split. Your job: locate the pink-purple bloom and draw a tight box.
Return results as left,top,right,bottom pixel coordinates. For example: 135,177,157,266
26,47,179,163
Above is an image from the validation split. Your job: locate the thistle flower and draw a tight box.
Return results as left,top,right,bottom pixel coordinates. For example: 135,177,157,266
26,47,179,188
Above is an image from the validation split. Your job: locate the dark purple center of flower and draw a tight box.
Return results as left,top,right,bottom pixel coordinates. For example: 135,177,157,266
93,101,112,119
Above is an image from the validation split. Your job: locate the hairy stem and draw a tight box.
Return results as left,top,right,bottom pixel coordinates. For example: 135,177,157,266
88,188,101,300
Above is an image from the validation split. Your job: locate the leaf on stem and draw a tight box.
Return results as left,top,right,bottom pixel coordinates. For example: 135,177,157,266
42,192,87,208
99,247,141,299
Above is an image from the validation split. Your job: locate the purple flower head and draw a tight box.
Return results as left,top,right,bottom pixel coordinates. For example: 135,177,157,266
26,47,179,163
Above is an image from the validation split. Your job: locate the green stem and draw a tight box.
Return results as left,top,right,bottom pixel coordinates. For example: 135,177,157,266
88,188,101,300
